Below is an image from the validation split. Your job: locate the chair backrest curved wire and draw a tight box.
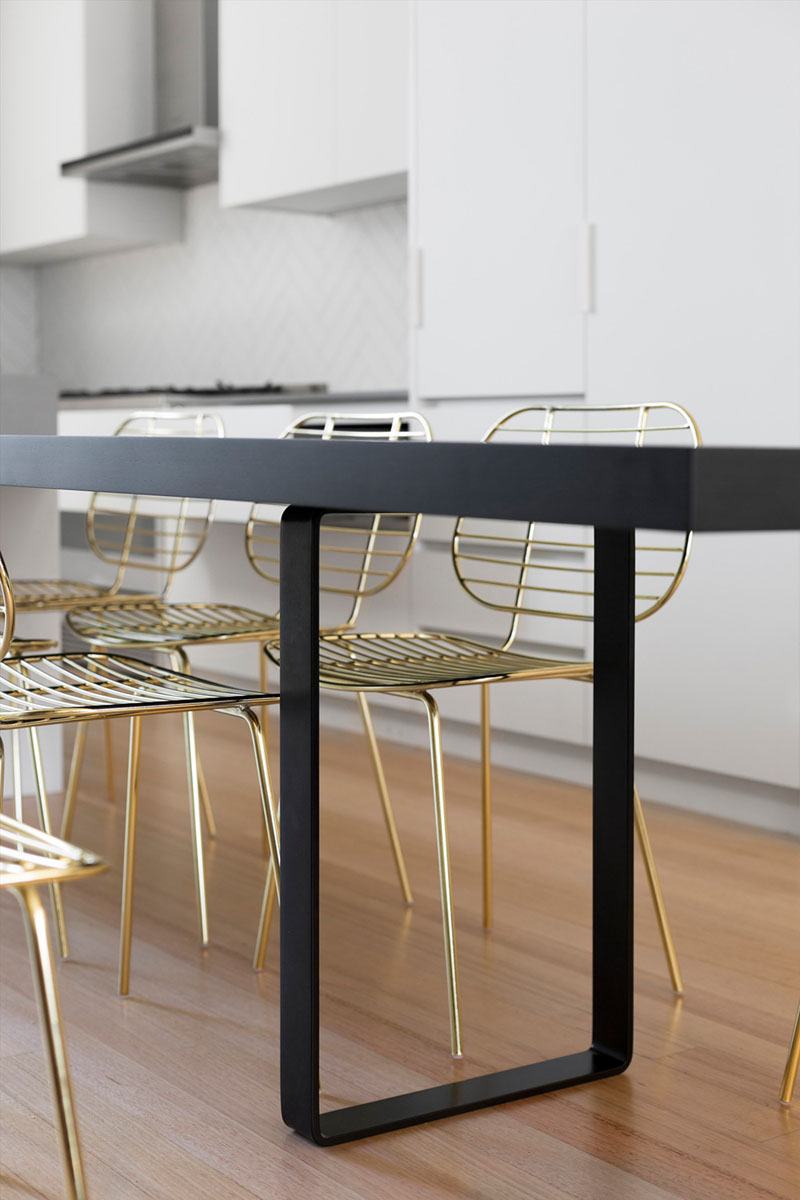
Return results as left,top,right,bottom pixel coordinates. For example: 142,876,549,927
246,411,433,628
0,550,15,662
85,410,225,598
452,402,701,649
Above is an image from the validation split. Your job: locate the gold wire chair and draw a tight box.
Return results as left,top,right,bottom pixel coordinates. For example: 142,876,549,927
262,402,701,1058
66,412,434,947
0,810,106,1200
13,409,225,613
12,409,225,822
0,547,280,996
780,1001,799,1105
2,634,72,961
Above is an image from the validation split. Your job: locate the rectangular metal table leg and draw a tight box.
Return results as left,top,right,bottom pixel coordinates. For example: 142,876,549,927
280,511,635,1145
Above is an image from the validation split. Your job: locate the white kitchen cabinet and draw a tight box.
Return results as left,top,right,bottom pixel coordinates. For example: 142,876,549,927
220,0,408,214
0,0,181,263
410,0,584,400
586,0,800,788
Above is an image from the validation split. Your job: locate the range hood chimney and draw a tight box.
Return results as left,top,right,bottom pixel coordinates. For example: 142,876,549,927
62,0,219,190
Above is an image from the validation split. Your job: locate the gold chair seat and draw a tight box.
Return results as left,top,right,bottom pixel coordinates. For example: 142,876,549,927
13,579,152,612
0,815,106,890
0,652,273,729
68,601,279,648
305,631,595,691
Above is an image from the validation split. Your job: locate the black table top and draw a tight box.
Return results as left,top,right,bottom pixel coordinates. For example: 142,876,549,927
1,435,798,531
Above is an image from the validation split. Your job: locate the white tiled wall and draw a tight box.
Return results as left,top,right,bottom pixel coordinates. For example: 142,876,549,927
0,265,39,374
36,186,408,392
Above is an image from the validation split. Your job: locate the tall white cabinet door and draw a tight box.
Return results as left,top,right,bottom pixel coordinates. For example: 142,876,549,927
411,0,584,400
587,0,800,788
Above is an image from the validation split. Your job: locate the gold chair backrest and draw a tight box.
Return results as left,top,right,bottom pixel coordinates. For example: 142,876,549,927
85,410,224,597
246,411,433,628
452,403,701,646
0,550,15,662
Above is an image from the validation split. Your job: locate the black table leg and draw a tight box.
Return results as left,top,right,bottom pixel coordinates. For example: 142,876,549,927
280,511,635,1145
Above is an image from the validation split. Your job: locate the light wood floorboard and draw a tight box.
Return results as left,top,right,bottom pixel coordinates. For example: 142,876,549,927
1,712,797,1198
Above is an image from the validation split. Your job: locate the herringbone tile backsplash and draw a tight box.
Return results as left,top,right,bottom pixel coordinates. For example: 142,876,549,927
35,186,408,392
0,265,39,375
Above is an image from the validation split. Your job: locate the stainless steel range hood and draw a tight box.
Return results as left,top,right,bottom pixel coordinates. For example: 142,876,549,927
61,0,219,190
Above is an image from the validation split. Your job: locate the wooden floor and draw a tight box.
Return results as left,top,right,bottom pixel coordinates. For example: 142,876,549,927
1,712,797,1199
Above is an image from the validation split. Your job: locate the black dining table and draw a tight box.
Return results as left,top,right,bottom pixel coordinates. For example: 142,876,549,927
2,433,798,1145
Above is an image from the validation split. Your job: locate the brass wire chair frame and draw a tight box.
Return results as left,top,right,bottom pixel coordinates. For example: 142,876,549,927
452,401,701,643
246,411,431,629
69,409,431,648
262,402,700,1059
10,410,227,844
66,412,434,929
13,409,225,614
0,812,106,1200
1,570,69,953
0,549,281,997
780,1002,800,1105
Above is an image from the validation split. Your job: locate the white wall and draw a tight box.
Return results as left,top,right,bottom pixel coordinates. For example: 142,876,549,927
38,185,408,392
0,267,39,374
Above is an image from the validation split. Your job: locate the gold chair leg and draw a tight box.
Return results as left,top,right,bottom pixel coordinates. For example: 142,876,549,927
182,708,210,947
103,720,115,803
417,691,462,1058
168,650,211,945
12,728,23,821
237,707,280,887
253,857,277,971
633,782,684,995
61,722,88,842
167,650,216,840
779,1002,800,1105
15,883,89,1200
259,646,270,854
119,716,142,996
480,683,492,930
240,706,282,971
259,643,270,753
196,755,217,840
28,727,69,959
356,691,413,905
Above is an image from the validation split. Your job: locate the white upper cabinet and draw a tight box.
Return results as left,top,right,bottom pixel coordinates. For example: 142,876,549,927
219,0,408,214
586,0,800,789
0,0,181,263
411,0,585,401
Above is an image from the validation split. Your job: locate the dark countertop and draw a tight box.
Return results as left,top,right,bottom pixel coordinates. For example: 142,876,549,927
58,389,409,410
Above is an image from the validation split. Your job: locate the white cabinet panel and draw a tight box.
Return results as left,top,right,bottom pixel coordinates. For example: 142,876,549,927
220,0,336,207
220,0,408,213
412,0,584,399
587,0,800,787
0,0,180,263
335,0,408,186
635,534,800,789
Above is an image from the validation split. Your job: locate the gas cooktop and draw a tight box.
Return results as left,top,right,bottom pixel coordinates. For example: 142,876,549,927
60,382,328,399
